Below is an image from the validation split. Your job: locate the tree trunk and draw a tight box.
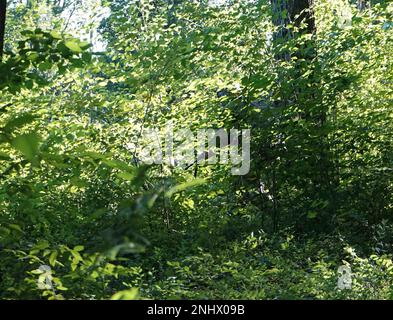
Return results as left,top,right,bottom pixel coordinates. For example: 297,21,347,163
0,0,6,61
270,1,336,232
271,0,315,42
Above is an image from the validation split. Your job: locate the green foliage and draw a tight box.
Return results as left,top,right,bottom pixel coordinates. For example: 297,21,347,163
0,28,90,92
0,0,392,300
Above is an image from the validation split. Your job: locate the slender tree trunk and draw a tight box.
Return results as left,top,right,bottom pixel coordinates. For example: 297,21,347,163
270,1,338,232
271,0,315,40
0,0,7,61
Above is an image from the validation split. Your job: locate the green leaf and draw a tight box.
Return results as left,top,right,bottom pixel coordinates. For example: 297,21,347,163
307,211,318,219
33,240,50,251
73,245,84,252
111,288,139,300
64,41,82,53
106,242,145,260
79,41,91,50
117,172,135,181
27,52,39,61
11,132,41,162
38,61,52,71
25,80,34,89
49,251,58,266
50,31,62,40
165,178,206,198
82,52,92,63
8,224,23,233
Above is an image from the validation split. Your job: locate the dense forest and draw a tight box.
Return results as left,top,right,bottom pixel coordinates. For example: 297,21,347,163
0,0,392,300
